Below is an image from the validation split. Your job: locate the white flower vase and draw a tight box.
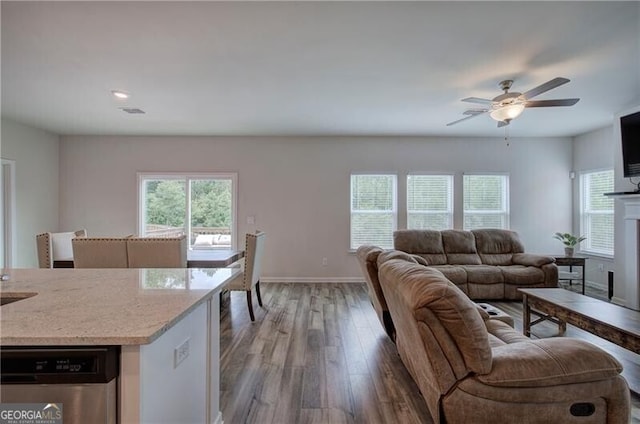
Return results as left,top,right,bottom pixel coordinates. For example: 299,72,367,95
564,247,574,257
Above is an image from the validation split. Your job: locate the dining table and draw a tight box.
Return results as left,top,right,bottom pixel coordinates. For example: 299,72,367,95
186,249,244,268
52,249,244,269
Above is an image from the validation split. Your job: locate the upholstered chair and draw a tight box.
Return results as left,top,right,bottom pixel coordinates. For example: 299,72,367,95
126,235,187,268
71,237,129,268
225,231,266,321
36,229,87,268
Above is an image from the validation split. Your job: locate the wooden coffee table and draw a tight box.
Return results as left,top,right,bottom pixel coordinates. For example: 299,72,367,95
519,288,640,354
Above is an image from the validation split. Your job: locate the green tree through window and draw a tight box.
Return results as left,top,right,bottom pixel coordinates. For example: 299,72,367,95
140,174,237,248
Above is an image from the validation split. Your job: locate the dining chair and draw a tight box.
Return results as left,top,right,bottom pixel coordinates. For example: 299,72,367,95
226,231,266,321
71,237,129,268
126,235,187,268
36,229,87,268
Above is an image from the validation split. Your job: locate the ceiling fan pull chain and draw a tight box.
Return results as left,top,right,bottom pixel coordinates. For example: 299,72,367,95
505,126,510,146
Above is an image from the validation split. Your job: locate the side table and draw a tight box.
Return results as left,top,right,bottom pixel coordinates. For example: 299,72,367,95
553,255,587,295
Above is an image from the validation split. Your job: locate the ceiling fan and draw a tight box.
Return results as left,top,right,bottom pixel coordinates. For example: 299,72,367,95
447,77,580,128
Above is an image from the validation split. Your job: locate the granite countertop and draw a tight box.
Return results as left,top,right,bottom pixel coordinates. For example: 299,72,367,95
0,267,239,346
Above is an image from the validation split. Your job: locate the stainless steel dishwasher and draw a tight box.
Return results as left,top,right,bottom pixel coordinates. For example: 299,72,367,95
0,346,119,424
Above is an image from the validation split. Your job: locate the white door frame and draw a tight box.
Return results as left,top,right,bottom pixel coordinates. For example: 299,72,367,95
1,159,17,268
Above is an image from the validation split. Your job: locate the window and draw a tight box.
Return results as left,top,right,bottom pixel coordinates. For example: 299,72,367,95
580,170,614,256
463,174,509,230
138,173,237,249
407,175,453,230
350,175,397,249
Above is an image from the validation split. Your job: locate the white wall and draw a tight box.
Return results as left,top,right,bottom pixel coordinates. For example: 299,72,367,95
1,118,59,267
59,135,572,280
572,126,615,290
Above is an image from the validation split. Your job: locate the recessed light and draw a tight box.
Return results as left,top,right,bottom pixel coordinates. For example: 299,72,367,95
111,90,130,99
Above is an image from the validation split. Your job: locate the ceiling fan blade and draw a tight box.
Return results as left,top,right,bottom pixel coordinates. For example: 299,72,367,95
497,120,510,128
522,77,570,100
463,108,489,115
461,97,493,105
526,98,580,107
446,110,488,126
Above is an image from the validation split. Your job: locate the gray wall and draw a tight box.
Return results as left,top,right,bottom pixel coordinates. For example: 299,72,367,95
1,118,60,267
572,126,615,291
58,135,572,280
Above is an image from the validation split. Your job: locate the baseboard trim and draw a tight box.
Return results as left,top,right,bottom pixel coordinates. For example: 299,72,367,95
261,277,364,284
611,296,627,307
585,279,607,291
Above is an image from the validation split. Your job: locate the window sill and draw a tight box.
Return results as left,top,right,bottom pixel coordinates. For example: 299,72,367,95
578,250,614,261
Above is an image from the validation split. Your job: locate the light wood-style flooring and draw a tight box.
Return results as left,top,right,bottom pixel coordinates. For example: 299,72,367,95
220,282,640,423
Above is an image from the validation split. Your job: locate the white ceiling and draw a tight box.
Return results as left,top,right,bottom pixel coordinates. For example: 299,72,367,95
2,1,639,138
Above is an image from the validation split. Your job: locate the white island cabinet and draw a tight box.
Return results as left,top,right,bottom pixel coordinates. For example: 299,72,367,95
0,267,239,424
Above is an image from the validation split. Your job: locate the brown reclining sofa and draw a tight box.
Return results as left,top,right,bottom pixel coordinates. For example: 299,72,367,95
377,251,630,423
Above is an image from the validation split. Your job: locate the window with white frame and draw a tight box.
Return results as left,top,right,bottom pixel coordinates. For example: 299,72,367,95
407,174,453,230
580,169,614,256
463,174,509,230
138,173,237,250
350,174,397,249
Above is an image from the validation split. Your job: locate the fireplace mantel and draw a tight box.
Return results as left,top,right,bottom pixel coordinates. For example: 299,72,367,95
609,194,640,310
604,192,640,199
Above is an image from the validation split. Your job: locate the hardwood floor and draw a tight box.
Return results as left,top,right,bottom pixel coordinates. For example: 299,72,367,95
220,282,640,423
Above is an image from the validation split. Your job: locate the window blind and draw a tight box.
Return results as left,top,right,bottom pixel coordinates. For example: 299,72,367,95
581,170,614,255
463,174,509,230
350,175,397,249
407,175,453,230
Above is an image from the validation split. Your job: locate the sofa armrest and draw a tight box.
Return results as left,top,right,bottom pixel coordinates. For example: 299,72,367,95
410,254,428,266
477,338,622,388
512,253,555,267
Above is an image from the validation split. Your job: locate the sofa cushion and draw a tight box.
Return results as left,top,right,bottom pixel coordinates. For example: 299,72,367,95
442,230,482,265
193,234,215,248
462,265,505,298
478,338,623,387
485,320,530,344
472,229,524,265
393,230,447,265
499,265,545,285
460,265,504,284
429,265,468,288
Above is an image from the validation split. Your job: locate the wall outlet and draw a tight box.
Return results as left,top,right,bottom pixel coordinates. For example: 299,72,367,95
174,338,190,368
322,257,328,266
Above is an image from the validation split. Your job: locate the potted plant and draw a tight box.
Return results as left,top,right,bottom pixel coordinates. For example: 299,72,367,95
553,232,586,257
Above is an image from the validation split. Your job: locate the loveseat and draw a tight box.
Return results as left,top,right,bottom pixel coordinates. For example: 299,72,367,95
393,229,558,299
377,251,630,423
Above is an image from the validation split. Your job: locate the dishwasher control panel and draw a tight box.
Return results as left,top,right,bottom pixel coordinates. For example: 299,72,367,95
0,346,119,384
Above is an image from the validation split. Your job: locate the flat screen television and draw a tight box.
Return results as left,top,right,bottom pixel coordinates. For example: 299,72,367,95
621,110,640,178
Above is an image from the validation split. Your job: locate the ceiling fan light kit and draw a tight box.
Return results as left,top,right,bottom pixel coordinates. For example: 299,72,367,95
447,77,579,128
490,103,525,123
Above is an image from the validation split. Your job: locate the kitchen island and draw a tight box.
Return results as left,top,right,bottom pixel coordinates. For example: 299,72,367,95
0,267,239,424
